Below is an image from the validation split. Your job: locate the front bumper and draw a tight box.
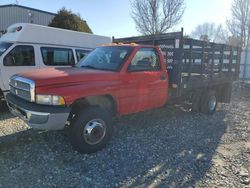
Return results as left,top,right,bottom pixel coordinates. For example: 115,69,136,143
6,93,70,130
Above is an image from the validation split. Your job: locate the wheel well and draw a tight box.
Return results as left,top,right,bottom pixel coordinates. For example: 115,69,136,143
70,95,117,117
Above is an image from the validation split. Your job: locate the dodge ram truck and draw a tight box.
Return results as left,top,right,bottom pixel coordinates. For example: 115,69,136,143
6,30,241,153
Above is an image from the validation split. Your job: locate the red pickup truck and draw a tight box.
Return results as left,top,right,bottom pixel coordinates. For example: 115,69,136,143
6,31,241,153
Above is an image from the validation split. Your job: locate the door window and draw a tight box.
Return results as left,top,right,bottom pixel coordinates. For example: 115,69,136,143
3,45,35,66
129,48,161,71
41,47,74,66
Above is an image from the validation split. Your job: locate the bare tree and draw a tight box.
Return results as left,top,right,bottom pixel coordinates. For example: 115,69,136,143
227,36,242,46
131,0,185,35
191,22,228,43
227,0,250,48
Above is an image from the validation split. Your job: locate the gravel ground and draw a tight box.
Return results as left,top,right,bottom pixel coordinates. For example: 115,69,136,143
0,82,249,188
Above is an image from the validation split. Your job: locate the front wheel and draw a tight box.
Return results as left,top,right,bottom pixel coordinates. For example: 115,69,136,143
69,107,113,153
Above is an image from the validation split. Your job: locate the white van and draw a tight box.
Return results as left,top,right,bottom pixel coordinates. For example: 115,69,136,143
0,23,111,100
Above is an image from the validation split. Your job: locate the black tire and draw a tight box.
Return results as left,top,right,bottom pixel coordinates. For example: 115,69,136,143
69,107,113,154
191,91,202,112
200,90,217,114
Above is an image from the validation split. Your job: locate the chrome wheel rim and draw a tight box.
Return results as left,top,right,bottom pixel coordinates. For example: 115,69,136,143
209,96,217,111
83,119,106,145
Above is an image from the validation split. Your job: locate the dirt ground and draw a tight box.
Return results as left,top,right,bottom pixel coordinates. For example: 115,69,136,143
0,82,249,188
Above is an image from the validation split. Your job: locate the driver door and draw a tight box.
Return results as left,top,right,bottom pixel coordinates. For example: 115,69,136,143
119,47,167,114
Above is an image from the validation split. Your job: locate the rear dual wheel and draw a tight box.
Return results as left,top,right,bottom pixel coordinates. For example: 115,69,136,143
201,90,217,114
192,90,217,114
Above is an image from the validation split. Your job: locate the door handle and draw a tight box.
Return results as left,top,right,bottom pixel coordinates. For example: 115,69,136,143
160,75,166,80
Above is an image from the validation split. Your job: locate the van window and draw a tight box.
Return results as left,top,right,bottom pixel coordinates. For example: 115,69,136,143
41,47,74,66
76,49,90,62
3,45,35,66
0,42,13,56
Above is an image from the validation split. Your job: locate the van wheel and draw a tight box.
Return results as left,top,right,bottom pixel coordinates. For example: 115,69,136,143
201,90,217,114
69,107,113,154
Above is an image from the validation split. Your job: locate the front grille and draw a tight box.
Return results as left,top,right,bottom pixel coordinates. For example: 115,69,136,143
9,76,35,102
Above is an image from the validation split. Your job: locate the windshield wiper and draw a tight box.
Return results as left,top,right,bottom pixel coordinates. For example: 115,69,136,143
81,65,99,69
81,65,114,71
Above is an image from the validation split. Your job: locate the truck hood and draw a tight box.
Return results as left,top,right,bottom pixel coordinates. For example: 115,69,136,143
17,67,119,87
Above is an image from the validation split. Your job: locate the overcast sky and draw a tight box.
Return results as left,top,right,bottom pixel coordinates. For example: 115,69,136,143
0,0,233,37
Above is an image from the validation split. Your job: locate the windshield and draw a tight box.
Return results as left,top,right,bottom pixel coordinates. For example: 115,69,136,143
76,46,133,71
0,42,13,56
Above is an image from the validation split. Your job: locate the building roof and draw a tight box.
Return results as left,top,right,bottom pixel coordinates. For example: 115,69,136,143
0,4,56,16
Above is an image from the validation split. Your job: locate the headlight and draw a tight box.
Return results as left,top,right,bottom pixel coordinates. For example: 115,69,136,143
36,94,65,106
